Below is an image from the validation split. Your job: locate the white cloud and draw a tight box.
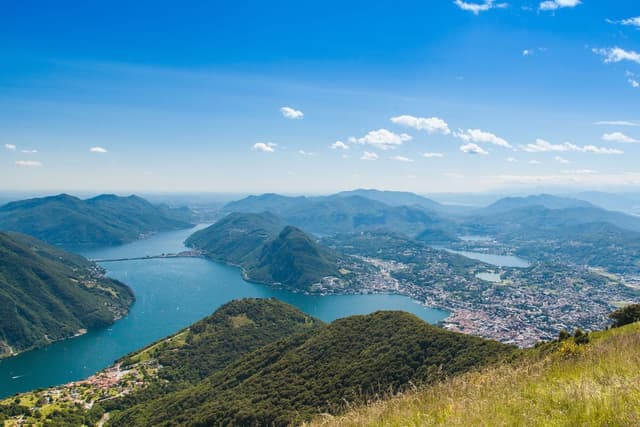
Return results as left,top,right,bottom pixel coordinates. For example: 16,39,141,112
15,160,42,167
4,144,16,151
453,0,507,15
528,160,541,165
390,115,451,135
280,106,304,119
252,142,277,153
554,156,571,164
460,143,489,155
602,132,639,143
594,120,640,126
361,151,379,160
506,156,517,162
593,47,640,65
454,128,511,148
331,140,349,150
608,16,640,28
423,152,444,158
390,155,414,162
521,138,623,154
352,129,412,150
539,0,581,11
90,146,108,153
629,79,640,88
21,149,38,154
298,150,316,157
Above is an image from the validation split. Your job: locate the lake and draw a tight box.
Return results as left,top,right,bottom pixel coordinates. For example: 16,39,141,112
0,226,449,398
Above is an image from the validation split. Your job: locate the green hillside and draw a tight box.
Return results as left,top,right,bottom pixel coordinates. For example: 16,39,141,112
186,213,343,291
110,307,515,426
0,232,134,357
0,194,193,247
310,322,640,427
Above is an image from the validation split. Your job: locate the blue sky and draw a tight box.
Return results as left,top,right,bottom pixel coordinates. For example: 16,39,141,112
1,0,639,194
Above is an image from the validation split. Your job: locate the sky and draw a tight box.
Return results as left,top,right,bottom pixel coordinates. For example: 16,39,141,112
1,0,639,194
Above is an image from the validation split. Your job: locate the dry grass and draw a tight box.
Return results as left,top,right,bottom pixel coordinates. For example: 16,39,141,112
308,323,640,427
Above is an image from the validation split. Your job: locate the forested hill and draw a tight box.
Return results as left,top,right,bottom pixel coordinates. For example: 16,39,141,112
186,213,343,291
109,301,515,426
0,232,134,357
0,193,193,247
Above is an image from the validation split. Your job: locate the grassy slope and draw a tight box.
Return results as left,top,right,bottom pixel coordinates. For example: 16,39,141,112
311,322,640,427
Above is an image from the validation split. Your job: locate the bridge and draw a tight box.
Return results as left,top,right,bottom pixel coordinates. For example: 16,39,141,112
91,250,204,263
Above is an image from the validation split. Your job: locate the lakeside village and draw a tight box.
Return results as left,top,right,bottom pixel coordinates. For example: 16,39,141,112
310,248,639,348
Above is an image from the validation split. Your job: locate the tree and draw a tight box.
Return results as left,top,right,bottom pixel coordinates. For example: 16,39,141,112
609,304,640,328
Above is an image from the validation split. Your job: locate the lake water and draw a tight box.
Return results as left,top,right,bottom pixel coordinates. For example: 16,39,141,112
445,249,531,268
0,226,449,398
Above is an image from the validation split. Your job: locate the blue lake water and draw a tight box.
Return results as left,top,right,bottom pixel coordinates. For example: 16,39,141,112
0,226,449,398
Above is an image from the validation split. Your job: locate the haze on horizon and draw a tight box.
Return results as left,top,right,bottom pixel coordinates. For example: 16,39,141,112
1,1,639,194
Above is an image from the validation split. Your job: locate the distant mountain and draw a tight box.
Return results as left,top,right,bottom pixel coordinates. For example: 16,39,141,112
185,211,284,264
0,194,193,247
483,194,595,213
334,189,444,210
110,300,515,426
0,232,134,357
573,191,640,216
470,205,640,236
222,193,450,236
186,213,342,291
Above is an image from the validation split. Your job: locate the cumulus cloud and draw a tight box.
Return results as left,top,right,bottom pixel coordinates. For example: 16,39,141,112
460,143,489,155
390,115,451,135
453,0,507,15
630,79,640,88
361,151,379,160
298,150,316,157
331,140,349,150
454,128,511,148
521,138,623,154
593,47,640,65
280,106,304,119
506,157,517,162
594,120,640,126
555,156,571,164
21,149,38,154
390,155,414,162
90,146,108,153
539,0,581,11
15,160,42,167
423,152,444,158
352,129,412,150
4,144,16,151
252,142,277,153
602,132,639,143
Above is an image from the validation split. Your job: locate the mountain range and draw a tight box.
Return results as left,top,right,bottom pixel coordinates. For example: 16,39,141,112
0,194,193,248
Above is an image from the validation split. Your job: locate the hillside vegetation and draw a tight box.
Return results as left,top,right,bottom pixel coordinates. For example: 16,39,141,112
110,306,515,426
0,232,134,357
311,322,640,427
186,213,342,291
0,193,192,247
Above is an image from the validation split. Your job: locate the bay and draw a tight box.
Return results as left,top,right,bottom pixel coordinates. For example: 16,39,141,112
0,226,449,398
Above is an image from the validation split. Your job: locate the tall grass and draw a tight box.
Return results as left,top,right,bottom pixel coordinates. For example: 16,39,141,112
309,323,640,427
